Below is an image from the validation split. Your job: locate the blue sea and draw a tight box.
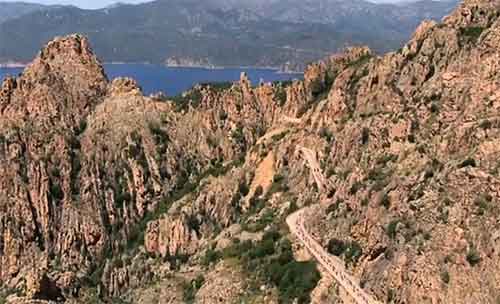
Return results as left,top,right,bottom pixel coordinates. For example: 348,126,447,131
0,64,302,96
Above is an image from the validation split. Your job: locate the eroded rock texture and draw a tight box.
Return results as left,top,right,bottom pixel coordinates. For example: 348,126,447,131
1,1,500,303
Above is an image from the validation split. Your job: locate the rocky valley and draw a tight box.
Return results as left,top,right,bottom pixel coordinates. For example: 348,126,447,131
1,0,500,303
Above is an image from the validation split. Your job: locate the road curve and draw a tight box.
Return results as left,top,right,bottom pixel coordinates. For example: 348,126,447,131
287,209,382,304
291,145,381,304
6,297,53,304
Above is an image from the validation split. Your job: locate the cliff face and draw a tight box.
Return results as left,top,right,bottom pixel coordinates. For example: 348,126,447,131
0,35,109,295
0,34,299,302
1,0,500,303
301,0,500,302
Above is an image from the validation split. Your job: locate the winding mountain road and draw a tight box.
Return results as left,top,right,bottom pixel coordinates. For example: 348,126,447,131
6,297,53,304
287,146,381,304
287,210,381,304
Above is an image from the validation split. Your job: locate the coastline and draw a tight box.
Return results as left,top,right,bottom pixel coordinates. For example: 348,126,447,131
0,62,27,68
1,61,303,74
103,62,303,74
167,65,303,74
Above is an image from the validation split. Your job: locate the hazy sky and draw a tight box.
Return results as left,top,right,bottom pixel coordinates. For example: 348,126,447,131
2,0,411,10
2,0,150,9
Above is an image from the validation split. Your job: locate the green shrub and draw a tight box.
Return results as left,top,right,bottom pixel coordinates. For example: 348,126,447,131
326,200,341,215
384,248,394,260
273,80,293,87
349,67,369,94
349,181,363,195
248,238,275,259
310,72,336,101
246,197,266,219
148,122,169,146
344,241,363,264
165,254,190,271
327,239,347,256
310,79,325,98
347,54,372,68
87,263,105,288
262,237,320,303
246,209,275,232
285,200,299,216
70,151,82,198
326,167,336,178
202,162,229,178
380,193,391,209
263,229,281,242
387,289,395,302
460,26,484,43
441,270,450,284
50,167,61,179
186,215,201,234
239,182,250,196
183,275,205,303
424,168,434,179
430,102,440,113
319,128,334,142
361,127,370,145
110,297,131,304
466,249,481,266
67,135,81,150
0,289,23,303
387,220,400,239
273,174,284,183
274,261,320,303
480,119,492,130
75,120,87,136
361,198,369,206
367,167,387,182
459,158,476,168
126,162,220,251
376,154,397,165
474,195,490,216
221,231,320,304
254,185,264,198
218,111,228,121
272,131,288,142
200,81,232,92
231,126,246,145
171,88,203,112
327,239,362,264
222,240,253,259
114,174,131,208
327,187,336,199
274,82,290,107
50,182,64,202
268,174,288,195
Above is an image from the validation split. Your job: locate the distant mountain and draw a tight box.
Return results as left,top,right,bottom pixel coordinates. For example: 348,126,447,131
0,0,459,69
0,2,50,24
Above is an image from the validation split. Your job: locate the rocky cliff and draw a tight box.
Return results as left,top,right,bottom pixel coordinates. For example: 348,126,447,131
1,0,500,303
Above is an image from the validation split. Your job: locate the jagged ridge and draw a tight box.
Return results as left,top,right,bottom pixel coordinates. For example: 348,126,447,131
0,0,500,303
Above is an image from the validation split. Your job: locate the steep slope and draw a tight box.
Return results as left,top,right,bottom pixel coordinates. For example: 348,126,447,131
287,0,500,302
1,0,500,303
0,0,458,69
0,33,300,303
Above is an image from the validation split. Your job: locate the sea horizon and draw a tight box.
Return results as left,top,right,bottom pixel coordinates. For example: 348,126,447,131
1,63,303,96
